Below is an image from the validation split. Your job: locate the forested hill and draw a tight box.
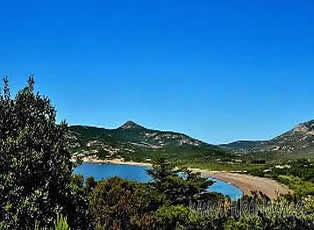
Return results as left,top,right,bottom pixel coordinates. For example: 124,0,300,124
68,121,227,161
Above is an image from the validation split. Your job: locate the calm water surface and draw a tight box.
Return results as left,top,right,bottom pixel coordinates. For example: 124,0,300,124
75,163,243,201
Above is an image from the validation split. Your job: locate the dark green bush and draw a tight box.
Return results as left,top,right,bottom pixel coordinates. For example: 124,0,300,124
0,77,90,229
90,177,158,229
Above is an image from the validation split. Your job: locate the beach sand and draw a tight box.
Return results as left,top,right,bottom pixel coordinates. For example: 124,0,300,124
201,171,291,199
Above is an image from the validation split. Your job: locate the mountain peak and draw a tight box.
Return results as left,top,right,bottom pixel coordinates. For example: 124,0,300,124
119,121,145,130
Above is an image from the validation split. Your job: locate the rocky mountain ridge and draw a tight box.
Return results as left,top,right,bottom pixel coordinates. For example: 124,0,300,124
220,120,314,157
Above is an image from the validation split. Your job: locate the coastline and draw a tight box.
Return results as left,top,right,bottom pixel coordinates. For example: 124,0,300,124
81,157,153,168
206,172,291,199
80,157,291,199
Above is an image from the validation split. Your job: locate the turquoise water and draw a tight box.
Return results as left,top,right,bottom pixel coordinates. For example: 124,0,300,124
75,163,243,201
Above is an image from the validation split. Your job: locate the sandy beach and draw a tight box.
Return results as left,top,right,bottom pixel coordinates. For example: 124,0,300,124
81,157,292,199
204,171,291,199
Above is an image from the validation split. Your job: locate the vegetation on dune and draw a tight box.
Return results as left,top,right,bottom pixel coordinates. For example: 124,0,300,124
248,159,314,196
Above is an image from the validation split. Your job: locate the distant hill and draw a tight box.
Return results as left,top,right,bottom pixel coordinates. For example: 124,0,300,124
68,121,227,161
220,120,314,158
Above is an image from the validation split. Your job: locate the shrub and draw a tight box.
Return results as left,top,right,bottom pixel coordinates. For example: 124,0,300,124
0,77,90,229
90,177,158,229
225,196,314,230
153,205,192,229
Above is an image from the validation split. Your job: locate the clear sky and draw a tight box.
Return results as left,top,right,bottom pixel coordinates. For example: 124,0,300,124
1,0,314,144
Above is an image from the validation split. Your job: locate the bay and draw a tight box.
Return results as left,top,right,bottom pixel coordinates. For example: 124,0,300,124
75,163,243,201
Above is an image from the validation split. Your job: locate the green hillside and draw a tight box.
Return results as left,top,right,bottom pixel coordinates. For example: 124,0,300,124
68,121,228,161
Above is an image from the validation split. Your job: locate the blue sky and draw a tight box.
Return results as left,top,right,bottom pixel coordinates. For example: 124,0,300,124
1,0,314,144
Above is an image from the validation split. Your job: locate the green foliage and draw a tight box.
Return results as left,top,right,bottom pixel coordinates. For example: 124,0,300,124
225,197,314,230
88,159,314,229
247,159,314,196
147,193,314,230
68,124,227,162
54,214,70,230
153,205,192,229
90,177,158,229
34,214,70,230
175,159,266,172
72,174,85,188
251,160,266,164
0,77,91,229
147,158,214,206
187,206,228,230
153,204,228,230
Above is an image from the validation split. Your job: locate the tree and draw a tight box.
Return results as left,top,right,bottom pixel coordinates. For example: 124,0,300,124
147,157,214,206
0,77,90,229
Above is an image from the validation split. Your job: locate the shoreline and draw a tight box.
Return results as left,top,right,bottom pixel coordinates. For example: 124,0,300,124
80,158,291,199
81,157,153,167
188,168,244,195
184,168,291,199
203,171,291,199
